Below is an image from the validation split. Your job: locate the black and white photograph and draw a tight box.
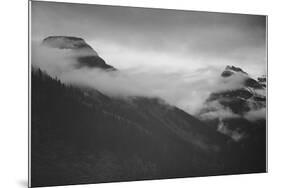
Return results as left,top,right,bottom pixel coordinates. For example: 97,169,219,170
30,1,267,187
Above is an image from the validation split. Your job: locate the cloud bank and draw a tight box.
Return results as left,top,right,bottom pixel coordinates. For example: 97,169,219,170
30,1,266,117
32,41,248,114
32,38,266,123
244,108,266,121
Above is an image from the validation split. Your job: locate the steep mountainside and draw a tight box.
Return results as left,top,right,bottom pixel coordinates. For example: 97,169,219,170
31,37,266,187
198,65,266,141
42,36,116,70
31,68,238,187
197,66,266,177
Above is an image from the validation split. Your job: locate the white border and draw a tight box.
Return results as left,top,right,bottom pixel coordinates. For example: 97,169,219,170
28,1,269,187
2,0,281,188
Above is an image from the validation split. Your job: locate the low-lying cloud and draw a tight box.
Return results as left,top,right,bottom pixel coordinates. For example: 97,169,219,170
244,108,266,122
32,40,261,115
199,101,240,120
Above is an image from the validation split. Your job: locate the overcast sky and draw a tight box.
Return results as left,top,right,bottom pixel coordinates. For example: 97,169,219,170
31,1,266,77
31,1,267,114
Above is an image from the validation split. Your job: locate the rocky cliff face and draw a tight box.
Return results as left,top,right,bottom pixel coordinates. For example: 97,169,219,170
198,65,266,142
221,65,248,77
42,36,116,70
42,36,96,51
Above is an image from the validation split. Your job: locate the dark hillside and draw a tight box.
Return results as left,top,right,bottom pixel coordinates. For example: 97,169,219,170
31,68,250,187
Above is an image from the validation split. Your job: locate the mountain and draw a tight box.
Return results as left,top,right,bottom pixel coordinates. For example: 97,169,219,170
258,75,267,88
197,65,266,176
198,65,266,140
31,68,235,187
42,36,96,50
221,65,248,77
31,38,266,187
42,36,116,70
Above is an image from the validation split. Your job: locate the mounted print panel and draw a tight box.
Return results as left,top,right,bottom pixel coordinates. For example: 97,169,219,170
29,1,267,187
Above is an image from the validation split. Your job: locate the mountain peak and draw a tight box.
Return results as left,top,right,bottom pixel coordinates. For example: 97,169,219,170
41,36,115,70
257,75,266,88
42,36,97,54
221,65,248,77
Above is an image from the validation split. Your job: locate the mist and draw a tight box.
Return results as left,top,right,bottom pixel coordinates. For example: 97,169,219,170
31,1,266,115
244,108,266,121
32,40,256,115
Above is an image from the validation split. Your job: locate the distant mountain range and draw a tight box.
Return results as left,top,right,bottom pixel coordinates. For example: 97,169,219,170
31,36,266,187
